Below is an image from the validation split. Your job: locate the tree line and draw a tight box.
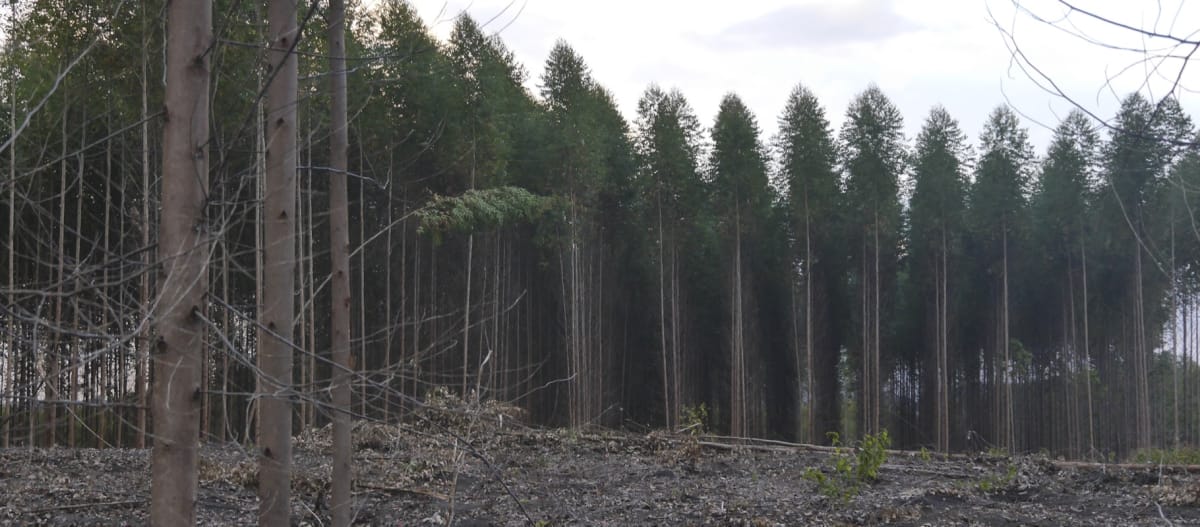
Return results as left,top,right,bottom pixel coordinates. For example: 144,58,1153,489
3,0,1200,475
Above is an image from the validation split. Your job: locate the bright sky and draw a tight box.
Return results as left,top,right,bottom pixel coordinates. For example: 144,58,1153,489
403,0,1200,153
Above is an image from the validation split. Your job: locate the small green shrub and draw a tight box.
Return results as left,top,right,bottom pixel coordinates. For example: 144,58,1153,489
803,430,891,502
977,463,1018,493
680,403,709,435
856,430,890,482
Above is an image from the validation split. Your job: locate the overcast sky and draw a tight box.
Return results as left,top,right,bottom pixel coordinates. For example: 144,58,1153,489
403,0,1200,153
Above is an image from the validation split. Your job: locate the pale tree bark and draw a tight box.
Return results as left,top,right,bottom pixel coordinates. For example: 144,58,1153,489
327,0,354,524
51,94,66,447
259,0,299,523
804,199,813,444
1002,224,1014,452
69,109,85,447
304,132,316,429
1081,238,1094,457
656,199,671,429
149,0,212,522
5,0,16,448
136,1,152,449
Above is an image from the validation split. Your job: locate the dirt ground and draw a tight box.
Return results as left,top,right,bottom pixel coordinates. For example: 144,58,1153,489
3,408,1200,526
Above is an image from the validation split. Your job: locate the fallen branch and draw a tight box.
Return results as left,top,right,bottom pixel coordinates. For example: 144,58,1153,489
357,483,449,502
697,434,1200,473
29,499,144,514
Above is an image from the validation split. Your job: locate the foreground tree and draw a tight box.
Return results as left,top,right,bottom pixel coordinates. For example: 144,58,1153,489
710,93,770,436
840,85,905,437
1030,109,1099,457
1093,94,1191,451
259,0,299,524
907,106,969,452
776,84,844,443
150,0,211,523
327,0,353,524
635,86,705,429
969,106,1034,452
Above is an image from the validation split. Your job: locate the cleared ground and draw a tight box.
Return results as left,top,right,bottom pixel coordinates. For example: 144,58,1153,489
2,407,1199,526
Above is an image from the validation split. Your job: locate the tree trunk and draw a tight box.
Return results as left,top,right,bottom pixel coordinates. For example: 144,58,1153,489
69,108,86,447
804,201,813,443
5,0,16,447
657,198,670,429
259,0,299,523
51,94,67,448
327,1,354,523
136,2,152,450
1002,223,1013,452
149,0,211,521
1081,238,1094,458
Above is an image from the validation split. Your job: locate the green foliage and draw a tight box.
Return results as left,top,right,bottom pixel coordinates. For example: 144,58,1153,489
977,463,1018,493
680,403,709,435
803,430,891,502
415,186,559,240
1131,447,1200,465
856,430,890,482
919,447,932,462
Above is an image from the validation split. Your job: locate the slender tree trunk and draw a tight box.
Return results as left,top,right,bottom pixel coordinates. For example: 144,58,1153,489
220,225,230,442
873,212,881,436
657,198,670,429
804,201,813,443
327,2,353,522
305,144,316,430
259,0,299,523
1002,224,1013,452
1172,222,1179,448
69,108,86,448
1134,239,1150,450
383,182,392,421
137,3,152,450
358,173,366,416
1081,238,1094,457
149,0,212,521
254,78,265,443
5,0,16,447
50,95,67,447
861,233,868,438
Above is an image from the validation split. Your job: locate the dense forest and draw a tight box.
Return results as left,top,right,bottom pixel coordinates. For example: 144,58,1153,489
3,0,1200,474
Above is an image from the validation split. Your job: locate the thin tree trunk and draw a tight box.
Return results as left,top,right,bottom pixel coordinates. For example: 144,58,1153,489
1081,238,1094,457
136,3,151,450
5,0,16,446
873,212,881,436
327,2,354,522
305,143,316,430
1172,221,1179,448
149,0,211,521
259,0,299,523
657,199,670,429
383,182,392,422
69,108,86,448
1134,239,1150,450
1003,224,1013,452
50,94,67,447
358,173,366,416
804,201,813,443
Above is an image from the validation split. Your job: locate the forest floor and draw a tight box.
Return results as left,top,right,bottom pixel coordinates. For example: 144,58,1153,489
3,401,1200,526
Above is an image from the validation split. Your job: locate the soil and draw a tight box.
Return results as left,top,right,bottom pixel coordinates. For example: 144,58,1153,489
2,406,1200,526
